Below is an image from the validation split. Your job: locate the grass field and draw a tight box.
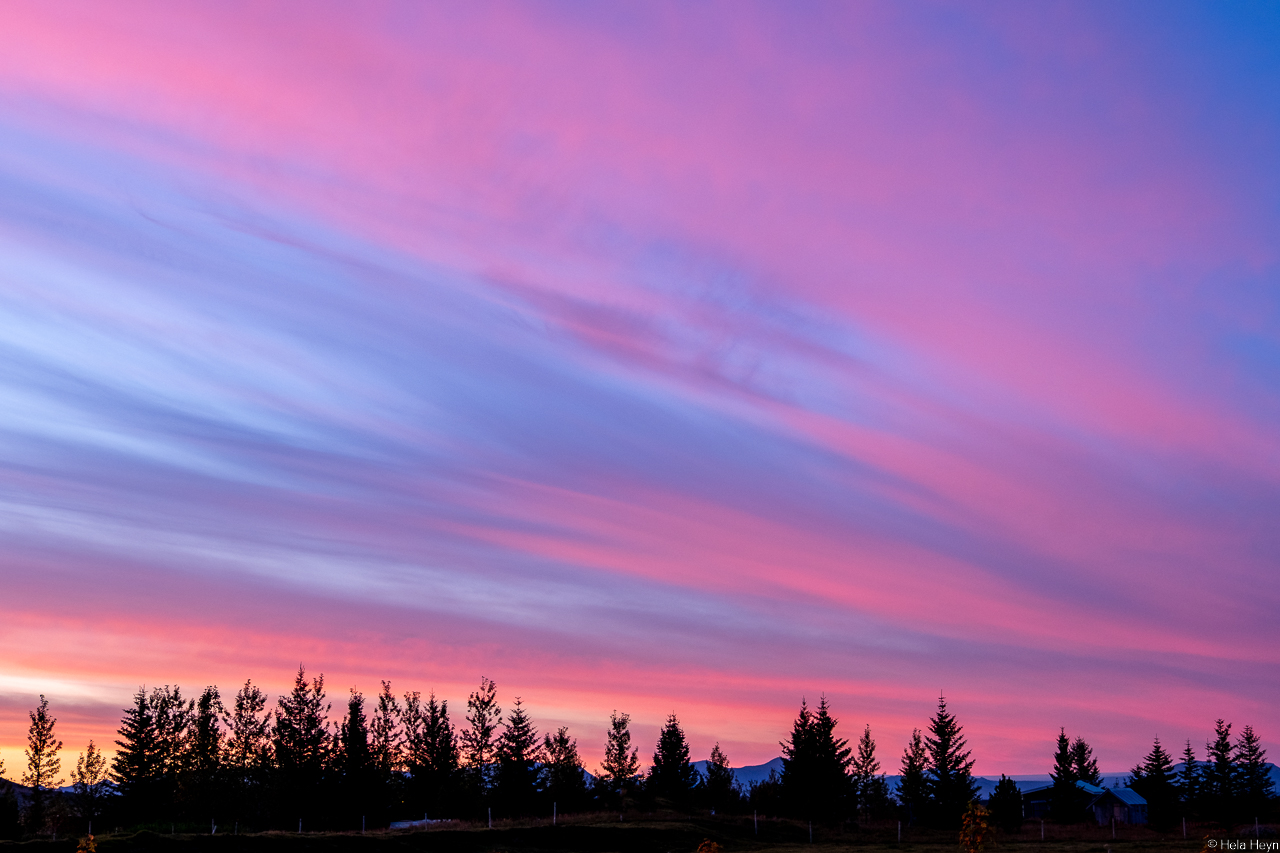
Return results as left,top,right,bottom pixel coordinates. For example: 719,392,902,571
0,813,1244,853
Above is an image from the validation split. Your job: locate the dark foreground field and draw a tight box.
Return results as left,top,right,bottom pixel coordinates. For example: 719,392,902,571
0,815,1238,853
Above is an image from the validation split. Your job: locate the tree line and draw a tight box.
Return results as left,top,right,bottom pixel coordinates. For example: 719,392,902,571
0,671,1273,840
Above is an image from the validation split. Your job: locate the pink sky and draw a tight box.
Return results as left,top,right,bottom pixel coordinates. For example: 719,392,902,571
0,0,1277,777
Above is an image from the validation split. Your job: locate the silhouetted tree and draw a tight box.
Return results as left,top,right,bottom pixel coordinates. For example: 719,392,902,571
369,681,402,822
597,710,640,806
1203,720,1236,826
542,727,589,814
223,680,272,824
1234,725,1273,823
151,685,194,816
403,691,458,820
1129,736,1176,829
493,698,542,817
334,689,374,829
22,695,63,834
703,743,739,814
648,713,700,810
273,667,331,827
460,677,501,803
1071,737,1100,785
113,688,161,821
850,725,890,821
897,728,928,826
987,775,1022,833
184,685,225,819
70,740,110,830
1176,739,1200,819
923,695,977,828
1048,728,1081,823
779,696,852,823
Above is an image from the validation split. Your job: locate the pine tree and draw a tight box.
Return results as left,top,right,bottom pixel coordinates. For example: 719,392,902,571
542,727,589,813
113,687,161,820
22,695,63,834
850,725,889,820
598,710,640,804
923,695,977,829
1070,737,1100,785
184,685,225,817
1203,719,1236,826
987,775,1022,833
1048,728,1081,823
403,691,459,820
1233,725,1273,823
460,677,501,796
648,713,700,809
1176,740,1199,818
273,666,332,825
70,740,110,828
703,743,738,814
1129,737,1176,829
897,728,928,826
150,685,194,815
779,696,852,822
494,698,542,816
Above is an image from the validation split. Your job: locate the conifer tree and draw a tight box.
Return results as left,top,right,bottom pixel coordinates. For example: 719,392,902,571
850,725,890,820
185,685,225,817
335,689,374,827
1233,725,1273,823
542,726,589,813
897,728,928,826
370,682,402,786
1048,728,1080,823
273,666,332,825
113,687,161,820
460,677,501,795
1176,739,1199,818
648,713,700,809
70,741,110,828
987,775,1022,833
923,695,977,828
1070,737,1100,785
22,695,63,834
598,710,640,804
1203,719,1236,826
703,743,738,814
223,679,272,821
779,696,852,822
403,691,459,819
150,685,194,814
1129,736,1176,829
494,698,542,816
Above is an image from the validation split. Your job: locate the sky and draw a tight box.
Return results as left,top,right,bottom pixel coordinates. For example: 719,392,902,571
0,0,1277,778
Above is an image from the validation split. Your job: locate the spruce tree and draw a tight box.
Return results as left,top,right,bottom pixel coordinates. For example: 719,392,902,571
1176,739,1199,818
185,685,225,818
987,775,1023,833
21,695,63,834
1070,737,1100,785
335,689,374,828
850,725,890,820
70,741,110,828
370,681,402,813
1233,725,1273,823
598,710,640,804
460,677,501,797
648,713,700,809
113,687,161,820
1129,736,1176,829
1203,719,1236,826
897,728,928,826
403,691,459,819
542,727,589,813
1048,728,1080,823
150,685,194,815
494,698,542,816
923,695,977,828
779,696,852,822
703,743,738,813
273,666,332,826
